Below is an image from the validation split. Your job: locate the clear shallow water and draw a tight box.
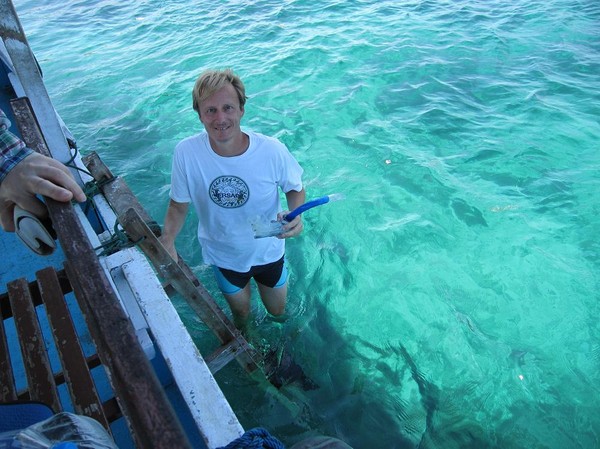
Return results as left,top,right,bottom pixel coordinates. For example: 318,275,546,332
13,0,600,447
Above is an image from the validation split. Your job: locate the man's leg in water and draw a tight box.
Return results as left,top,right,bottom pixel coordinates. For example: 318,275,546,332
257,281,287,319
223,284,252,330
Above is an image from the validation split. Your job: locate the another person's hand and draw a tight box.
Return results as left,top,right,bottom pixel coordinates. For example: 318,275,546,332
0,153,86,232
277,211,303,239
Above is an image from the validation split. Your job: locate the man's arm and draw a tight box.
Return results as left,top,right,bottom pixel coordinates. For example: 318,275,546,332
285,188,306,211
279,187,306,239
159,199,189,259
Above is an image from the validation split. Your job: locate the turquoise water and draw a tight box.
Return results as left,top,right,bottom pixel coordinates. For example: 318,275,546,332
14,0,600,447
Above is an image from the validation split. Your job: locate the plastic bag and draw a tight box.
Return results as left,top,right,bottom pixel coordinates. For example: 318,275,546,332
0,412,118,449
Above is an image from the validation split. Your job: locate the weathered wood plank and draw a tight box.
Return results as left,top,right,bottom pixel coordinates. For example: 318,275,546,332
7,277,61,412
11,97,192,449
0,305,18,402
81,151,114,184
1,269,71,319
53,353,101,386
120,207,260,373
37,267,109,430
205,340,250,374
81,151,160,236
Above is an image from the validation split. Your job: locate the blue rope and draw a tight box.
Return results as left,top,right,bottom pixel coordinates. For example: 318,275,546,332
217,428,285,449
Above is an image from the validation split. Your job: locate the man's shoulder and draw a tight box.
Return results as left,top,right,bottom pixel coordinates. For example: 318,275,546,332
247,130,285,149
175,132,206,153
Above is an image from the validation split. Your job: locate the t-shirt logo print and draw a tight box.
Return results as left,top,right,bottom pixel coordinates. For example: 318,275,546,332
209,176,249,208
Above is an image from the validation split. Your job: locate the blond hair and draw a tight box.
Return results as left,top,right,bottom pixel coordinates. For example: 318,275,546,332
192,69,247,114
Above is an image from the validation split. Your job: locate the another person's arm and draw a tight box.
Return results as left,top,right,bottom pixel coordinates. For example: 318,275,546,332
0,109,86,232
279,187,306,239
159,199,189,259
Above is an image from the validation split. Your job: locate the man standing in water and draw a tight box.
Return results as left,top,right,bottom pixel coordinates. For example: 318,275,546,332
160,69,305,331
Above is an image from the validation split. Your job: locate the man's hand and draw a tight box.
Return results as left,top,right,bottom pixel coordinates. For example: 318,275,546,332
276,211,303,239
0,153,86,232
159,199,189,260
278,187,306,239
158,235,179,260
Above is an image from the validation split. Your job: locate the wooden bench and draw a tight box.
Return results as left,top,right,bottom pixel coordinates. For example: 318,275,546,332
1,268,114,429
3,97,193,448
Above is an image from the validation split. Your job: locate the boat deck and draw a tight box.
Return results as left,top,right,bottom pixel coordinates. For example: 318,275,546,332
2,267,128,433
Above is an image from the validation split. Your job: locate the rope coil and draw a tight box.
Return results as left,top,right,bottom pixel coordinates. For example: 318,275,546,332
94,221,145,257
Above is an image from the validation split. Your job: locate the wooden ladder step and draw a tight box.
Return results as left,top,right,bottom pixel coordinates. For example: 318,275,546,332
205,339,257,374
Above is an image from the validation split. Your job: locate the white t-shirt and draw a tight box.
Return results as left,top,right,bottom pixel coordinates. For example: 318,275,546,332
170,130,303,272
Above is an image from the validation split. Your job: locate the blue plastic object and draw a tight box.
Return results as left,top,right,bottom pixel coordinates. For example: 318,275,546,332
0,402,54,433
251,193,344,238
284,194,342,221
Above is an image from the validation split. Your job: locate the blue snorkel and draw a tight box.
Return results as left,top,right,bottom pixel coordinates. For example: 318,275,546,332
251,193,345,238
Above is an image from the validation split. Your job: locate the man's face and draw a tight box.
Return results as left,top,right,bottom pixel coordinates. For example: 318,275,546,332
198,83,244,146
